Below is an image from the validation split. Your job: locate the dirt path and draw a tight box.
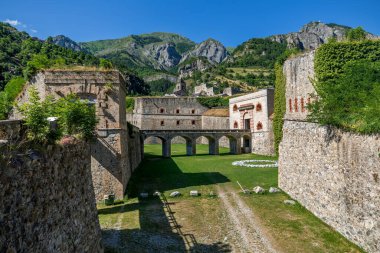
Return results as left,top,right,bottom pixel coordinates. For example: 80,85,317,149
216,184,279,253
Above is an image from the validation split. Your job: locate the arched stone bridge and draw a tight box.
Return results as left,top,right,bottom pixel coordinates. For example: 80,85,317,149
141,129,252,157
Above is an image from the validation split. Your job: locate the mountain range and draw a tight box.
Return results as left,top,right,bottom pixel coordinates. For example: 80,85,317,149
50,22,378,78
1,21,378,97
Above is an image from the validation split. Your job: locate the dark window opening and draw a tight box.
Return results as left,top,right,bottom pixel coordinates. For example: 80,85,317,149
160,120,164,126
257,122,263,130
191,109,195,114
160,108,164,113
192,120,195,125
176,109,180,114
233,121,238,128
244,119,251,129
176,120,180,125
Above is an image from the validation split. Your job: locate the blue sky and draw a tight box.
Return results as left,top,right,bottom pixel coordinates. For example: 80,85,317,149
1,0,379,47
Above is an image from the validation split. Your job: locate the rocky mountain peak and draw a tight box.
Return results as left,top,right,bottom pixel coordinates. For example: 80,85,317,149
144,42,181,70
49,35,86,52
181,38,228,65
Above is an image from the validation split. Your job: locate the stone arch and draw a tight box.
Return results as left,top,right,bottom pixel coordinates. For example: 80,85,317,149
143,135,171,157
195,134,219,155
170,134,195,156
217,134,241,155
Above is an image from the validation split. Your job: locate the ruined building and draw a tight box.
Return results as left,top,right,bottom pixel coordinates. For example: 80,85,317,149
12,70,143,201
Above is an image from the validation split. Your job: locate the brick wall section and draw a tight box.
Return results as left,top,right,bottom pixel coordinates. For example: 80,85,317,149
0,141,103,253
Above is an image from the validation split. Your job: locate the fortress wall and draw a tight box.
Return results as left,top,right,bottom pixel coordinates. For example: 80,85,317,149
0,140,103,253
279,51,380,252
279,121,380,252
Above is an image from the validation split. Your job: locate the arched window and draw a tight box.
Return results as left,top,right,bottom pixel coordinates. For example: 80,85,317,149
301,97,305,112
176,109,180,114
159,108,164,113
191,109,195,114
160,120,164,126
289,99,292,112
256,103,262,112
256,122,263,131
233,121,238,129
294,98,298,112
233,104,238,112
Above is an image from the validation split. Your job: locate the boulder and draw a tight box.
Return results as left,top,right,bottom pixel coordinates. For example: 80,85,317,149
253,186,265,194
190,190,199,196
169,191,181,197
269,187,281,193
284,199,296,205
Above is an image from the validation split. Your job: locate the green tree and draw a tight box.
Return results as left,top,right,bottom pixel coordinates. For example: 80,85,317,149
346,27,366,42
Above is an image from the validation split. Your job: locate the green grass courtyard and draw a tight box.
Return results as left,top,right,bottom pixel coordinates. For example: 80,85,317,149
98,144,364,252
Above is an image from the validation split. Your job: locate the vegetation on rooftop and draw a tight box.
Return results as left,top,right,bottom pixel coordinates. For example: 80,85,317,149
17,88,97,143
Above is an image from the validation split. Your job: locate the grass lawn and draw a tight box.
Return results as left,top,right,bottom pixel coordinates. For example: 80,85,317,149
98,144,364,253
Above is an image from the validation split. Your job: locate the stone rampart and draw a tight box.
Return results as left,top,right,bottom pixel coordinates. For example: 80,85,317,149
0,140,103,253
279,121,380,252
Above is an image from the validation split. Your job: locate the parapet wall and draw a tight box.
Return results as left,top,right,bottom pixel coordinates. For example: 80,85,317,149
279,121,380,252
0,140,103,253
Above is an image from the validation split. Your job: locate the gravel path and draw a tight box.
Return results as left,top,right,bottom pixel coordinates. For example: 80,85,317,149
216,185,278,253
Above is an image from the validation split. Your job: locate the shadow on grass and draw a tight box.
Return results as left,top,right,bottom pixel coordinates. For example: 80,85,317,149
102,195,231,253
126,154,230,197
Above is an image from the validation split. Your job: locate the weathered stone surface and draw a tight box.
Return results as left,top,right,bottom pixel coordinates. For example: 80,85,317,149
180,38,228,65
190,190,199,196
279,121,380,253
284,200,296,205
11,70,143,201
169,191,181,197
269,187,280,193
269,22,379,50
253,186,265,194
0,141,103,253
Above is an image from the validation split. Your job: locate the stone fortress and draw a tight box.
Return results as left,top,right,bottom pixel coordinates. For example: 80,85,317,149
279,51,380,253
12,70,143,201
2,57,378,252
127,89,275,156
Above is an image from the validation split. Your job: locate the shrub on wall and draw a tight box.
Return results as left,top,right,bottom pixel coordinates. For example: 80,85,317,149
310,40,380,133
309,60,380,134
18,88,97,143
314,40,380,82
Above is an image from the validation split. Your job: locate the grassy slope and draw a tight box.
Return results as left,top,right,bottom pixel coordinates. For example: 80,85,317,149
98,144,364,253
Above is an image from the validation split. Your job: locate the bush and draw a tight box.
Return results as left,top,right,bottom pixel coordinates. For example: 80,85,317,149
314,40,380,82
18,88,97,143
0,77,26,119
17,88,55,143
308,61,380,134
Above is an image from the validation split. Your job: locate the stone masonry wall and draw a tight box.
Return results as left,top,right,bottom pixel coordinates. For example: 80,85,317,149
0,140,103,253
279,121,380,252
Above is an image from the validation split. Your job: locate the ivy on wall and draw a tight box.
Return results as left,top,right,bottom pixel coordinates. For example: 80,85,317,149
314,40,380,82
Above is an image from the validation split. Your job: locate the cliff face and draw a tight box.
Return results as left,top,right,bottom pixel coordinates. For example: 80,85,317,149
269,22,378,50
181,39,228,64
